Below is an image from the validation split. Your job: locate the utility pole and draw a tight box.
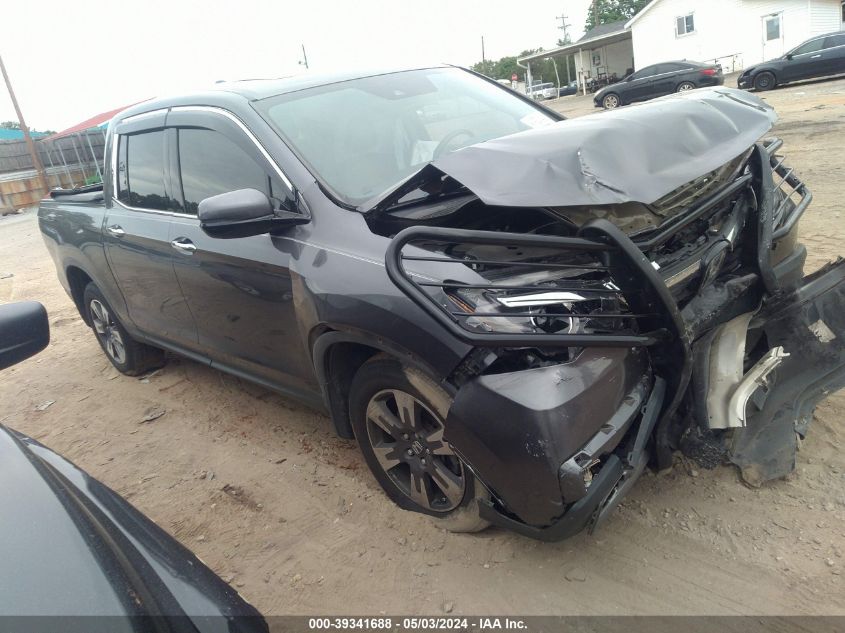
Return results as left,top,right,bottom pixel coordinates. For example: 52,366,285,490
556,12,571,43
299,44,309,70
481,35,487,74
556,11,572,84
0,54,48,195
592,0,600,29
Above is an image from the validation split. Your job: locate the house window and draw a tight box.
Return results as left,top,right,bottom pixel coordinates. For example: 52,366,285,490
765,14,781,41
676,13,695,36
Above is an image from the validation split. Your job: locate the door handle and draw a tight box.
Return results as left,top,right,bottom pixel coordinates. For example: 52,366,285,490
106,225,125,237
170,237,197,254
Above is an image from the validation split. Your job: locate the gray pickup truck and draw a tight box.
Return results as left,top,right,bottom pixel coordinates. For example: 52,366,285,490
39,66,845,541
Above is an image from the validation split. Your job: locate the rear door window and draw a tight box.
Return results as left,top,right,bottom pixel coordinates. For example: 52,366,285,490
117,131,169,211
823,33,845,49
176,128,288,214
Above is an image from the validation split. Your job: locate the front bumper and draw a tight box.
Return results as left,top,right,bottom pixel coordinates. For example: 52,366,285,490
738,74,753,89
446,347,653,528
475,378,666,541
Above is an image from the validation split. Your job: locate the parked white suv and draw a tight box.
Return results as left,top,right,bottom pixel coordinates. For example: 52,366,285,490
528,82,556,100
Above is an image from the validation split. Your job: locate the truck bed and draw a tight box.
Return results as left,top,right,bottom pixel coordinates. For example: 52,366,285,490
48,183,104,204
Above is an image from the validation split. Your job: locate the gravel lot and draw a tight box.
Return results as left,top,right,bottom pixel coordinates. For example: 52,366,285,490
1,77,844,616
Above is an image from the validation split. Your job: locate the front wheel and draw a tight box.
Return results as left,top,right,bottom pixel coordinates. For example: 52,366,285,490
349,355,490,533
754,71,776,91
602,93,621,109
83,283,165,376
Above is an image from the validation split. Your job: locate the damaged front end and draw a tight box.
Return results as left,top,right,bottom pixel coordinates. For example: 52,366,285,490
377,87,845,539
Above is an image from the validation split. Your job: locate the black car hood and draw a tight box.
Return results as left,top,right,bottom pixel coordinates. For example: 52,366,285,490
365,87,776,213
0,425,266,629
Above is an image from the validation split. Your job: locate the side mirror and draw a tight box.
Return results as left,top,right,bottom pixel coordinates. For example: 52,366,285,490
0,301,49,371
198,188,308,239
786,53,794,60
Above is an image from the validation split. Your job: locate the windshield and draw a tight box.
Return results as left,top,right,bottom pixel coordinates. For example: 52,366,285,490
254,67,558,206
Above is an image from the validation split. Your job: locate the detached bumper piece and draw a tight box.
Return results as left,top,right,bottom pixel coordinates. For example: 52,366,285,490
729,259,845,486
476,378,667,542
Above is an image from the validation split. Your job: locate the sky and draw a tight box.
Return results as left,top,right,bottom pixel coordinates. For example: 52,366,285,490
0,0,592,132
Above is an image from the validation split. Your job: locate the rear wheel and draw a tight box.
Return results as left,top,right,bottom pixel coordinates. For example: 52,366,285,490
349,356,489,533
83,283,165,376
602,93,621,109
754,71,776,91
676,81,696,92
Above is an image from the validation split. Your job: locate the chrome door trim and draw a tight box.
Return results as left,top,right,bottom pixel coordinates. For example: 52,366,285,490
111,104,295,215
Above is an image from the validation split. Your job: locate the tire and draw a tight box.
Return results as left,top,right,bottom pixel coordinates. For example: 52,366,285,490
754,71,776,91
676,81,696,92
602,93,621,109
82,283,165,376
349,355,490,533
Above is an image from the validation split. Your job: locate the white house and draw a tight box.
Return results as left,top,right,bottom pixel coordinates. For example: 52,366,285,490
627,0,845,72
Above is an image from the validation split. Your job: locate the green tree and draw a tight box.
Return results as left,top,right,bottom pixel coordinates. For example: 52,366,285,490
1,121,21,130
472,50,573,86
584,0,650,32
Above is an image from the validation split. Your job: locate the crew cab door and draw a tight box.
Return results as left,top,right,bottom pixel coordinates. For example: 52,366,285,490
103,116,199,348
164,108,316,394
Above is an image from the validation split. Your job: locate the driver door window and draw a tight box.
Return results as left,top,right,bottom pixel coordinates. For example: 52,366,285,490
631,65,658,81
176,128,290,214
793,39,824,56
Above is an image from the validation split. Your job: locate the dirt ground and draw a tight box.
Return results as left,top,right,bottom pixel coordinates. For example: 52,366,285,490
1,77,844,616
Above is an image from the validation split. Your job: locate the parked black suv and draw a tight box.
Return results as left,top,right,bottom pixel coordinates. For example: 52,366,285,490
594,60,723,109
38,66,845,541
738,31,845,91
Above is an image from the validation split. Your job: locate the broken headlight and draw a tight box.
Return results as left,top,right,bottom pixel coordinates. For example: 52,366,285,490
444,268,633,337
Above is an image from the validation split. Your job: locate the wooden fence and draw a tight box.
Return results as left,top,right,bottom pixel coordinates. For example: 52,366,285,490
0,129,105,211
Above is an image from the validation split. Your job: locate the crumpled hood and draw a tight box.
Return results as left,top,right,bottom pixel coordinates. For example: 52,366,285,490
369,87,776,212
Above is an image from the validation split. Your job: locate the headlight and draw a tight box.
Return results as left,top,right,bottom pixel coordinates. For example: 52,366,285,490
443,267,633,337
386,226,674,350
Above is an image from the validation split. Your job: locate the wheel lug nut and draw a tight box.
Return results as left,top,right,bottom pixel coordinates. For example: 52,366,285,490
406,449,414,457
421,458,426,466
402,434,409,440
